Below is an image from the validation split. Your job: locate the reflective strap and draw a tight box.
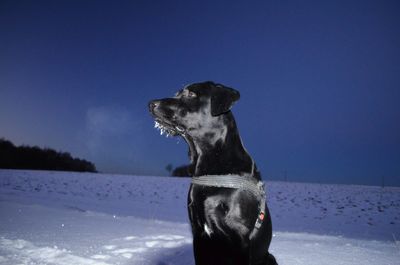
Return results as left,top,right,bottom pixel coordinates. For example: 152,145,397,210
253,196,266,229
191,174,264,199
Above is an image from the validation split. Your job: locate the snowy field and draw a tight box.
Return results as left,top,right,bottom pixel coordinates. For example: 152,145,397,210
0,169,399,265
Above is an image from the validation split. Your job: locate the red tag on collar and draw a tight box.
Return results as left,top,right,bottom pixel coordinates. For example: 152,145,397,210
259,212,265,220
259,212,265,221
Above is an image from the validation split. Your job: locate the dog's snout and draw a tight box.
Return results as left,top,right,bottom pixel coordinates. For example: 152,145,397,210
149,100,160,112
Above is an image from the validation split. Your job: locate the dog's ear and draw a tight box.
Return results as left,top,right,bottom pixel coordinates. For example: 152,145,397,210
210,83,240,116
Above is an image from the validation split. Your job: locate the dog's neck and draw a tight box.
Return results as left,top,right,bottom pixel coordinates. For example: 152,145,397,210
182,112,259,179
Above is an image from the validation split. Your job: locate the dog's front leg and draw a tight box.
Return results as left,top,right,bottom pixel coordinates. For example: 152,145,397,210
193,235,251,265
192,233,214,265
193,231,251,265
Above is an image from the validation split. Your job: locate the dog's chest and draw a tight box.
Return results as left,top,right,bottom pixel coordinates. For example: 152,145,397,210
188,185,231,225
189,184,256,238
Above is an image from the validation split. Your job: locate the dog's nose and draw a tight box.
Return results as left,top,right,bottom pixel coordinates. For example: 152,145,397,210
149,100,160,112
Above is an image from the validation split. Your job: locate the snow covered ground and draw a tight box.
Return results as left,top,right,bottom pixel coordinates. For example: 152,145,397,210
0,169,399,265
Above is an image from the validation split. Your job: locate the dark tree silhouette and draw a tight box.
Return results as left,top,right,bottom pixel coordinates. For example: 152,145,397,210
0,138,97,172
172,165,191,178
165,163,173,175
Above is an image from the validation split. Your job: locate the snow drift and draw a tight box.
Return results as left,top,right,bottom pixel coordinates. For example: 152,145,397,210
0,169,399,264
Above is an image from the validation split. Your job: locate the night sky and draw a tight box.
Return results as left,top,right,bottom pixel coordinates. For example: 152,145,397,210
1,1,399,186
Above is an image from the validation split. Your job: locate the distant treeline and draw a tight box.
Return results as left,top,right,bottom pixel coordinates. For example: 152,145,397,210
0,138,97,172
172,165,191,177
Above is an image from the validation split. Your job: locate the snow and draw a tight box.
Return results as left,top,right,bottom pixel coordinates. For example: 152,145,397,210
0,169,399,264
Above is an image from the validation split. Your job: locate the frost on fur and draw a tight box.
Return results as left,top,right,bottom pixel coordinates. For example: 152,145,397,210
154,121,172,137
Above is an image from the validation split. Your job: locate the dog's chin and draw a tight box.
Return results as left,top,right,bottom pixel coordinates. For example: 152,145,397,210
154,119,185,137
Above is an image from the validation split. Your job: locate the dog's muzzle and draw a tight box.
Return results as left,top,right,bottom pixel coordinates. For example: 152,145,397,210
149,100,186,136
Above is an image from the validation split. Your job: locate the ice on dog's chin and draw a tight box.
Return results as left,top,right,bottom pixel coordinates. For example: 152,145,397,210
154,121,174,137
154,121,186,137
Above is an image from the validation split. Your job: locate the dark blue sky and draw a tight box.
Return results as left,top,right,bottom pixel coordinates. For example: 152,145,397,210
1,0,399,186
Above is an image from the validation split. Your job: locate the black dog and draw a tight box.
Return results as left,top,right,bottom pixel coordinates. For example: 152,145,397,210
149,81,277,265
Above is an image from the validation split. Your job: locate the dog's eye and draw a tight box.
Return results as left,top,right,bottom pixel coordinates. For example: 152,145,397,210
187,91,197,98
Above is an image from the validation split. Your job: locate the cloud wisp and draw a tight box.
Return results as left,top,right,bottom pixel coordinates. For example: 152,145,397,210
85,106,135,149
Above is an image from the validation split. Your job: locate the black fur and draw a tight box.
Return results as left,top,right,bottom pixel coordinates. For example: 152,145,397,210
149,81,277,265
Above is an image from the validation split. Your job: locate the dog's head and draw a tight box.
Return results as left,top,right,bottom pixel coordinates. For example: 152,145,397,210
148,81,240,141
